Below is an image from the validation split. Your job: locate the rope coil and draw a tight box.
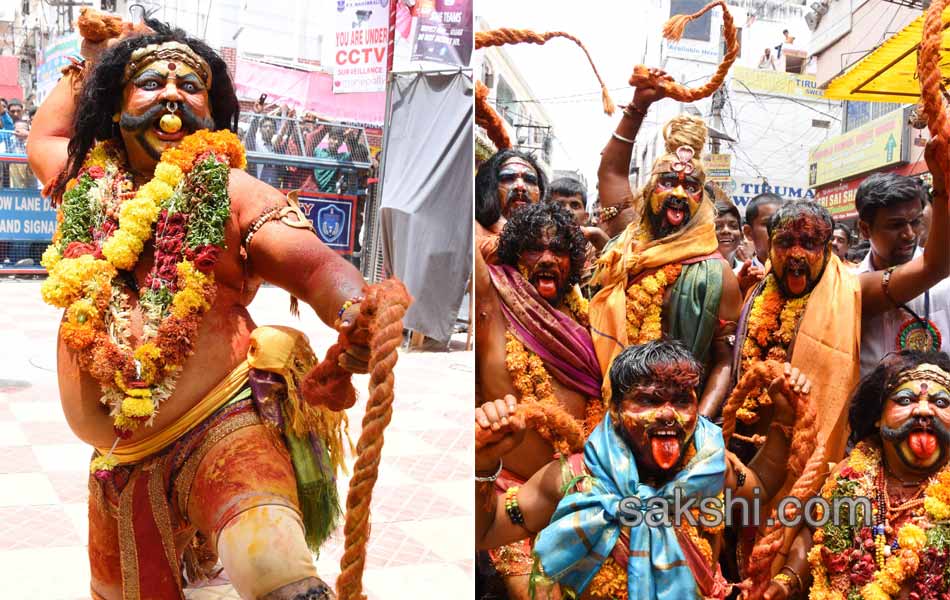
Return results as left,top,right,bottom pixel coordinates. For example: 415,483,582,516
720,360,823,600
628,0,738,102
331,279,412,600
920,0,950,192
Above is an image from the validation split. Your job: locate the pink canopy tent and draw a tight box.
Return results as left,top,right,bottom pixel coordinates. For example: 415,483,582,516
235,57,386,124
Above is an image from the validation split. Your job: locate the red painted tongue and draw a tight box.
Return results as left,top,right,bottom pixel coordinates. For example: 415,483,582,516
651,436,682,470
537,278,558,297
909,431,938,460
666,207,685,226
788,273,807,295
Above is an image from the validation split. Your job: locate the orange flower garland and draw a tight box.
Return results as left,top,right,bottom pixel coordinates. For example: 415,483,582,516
737,274,809,424
625,264,682,344
41,130,246,477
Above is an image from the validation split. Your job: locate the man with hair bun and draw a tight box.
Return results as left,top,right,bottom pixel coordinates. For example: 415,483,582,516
591,68,742,422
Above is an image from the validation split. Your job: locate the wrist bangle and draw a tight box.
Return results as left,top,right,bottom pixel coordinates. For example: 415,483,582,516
612,131,636,145
882,266,898,307
600,205,620,222
623,103,646,119
772,573,793,590
780,565,803,592
475,460,503,482
338,296,365,319
505,486,526,525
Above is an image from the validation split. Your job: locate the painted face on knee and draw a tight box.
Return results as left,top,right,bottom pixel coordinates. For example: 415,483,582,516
769,213,831,297
880,365,950,474
616,362,700,473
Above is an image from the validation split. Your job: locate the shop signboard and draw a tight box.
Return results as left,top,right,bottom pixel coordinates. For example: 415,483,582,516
0,188,56,241
725,178,814,218
731,65,823,100
334,0,391,94
704,153,731,183
807,109,907,187
35,32,80,103
297,192,358,252
411,0,473,67
814,179,860,220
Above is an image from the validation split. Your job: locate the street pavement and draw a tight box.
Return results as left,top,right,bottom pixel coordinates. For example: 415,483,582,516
0,279,474,599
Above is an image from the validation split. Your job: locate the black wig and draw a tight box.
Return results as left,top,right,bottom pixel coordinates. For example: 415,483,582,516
496,202,586,287
475,149,547,228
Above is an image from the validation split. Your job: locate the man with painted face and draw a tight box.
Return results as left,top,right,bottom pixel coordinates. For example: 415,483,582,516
729,156,950,581
474,340,808,599
769,351,950,600
475,148,547,264
475,202,603,599
28,15,375,600
856,173,950,376
591,70,742,422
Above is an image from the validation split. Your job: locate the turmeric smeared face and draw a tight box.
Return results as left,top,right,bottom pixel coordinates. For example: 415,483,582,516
617,363,700,473
769,213,832,298
648,172,703,238
881,368,950,473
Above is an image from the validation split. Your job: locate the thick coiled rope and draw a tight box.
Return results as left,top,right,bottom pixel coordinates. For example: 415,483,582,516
921,0,950,192
720,360,823,599
331,279,412,600
475,80,511,150
628,1,738,102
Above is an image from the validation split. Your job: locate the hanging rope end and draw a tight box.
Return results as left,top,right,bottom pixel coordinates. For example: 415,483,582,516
601,86,616,116
662,14,691,42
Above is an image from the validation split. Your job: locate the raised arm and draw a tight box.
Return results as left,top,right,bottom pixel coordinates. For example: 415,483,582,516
597,67,673,238
475,395,566,550
860,136,950,315
27,75,77,187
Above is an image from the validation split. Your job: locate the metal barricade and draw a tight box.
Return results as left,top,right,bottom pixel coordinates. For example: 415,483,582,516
0,151,51,274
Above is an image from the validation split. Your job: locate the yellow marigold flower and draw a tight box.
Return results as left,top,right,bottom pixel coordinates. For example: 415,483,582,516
89,453,118,474
121,394,155,419
85,143,110,169
848,447,872,474
883,555,904,581
102,230,144,270
41,245,61,270
133,343,162,386
642,276,660,295
139,179,174,203
877,571,901,595
118,198,160,240
154,162,184,188
655,270,668,286
67,298,99,325
897,523,927,552
861,582,891,600
926,496,950,521
41,255,107,308
113,413,139,433
171,287,208,317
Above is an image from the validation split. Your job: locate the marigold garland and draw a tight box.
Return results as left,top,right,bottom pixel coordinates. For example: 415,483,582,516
40,129,246,478
504,331,602,454
808,441,950,600
737,275,809,424
625,264,682,344
564,284,590,328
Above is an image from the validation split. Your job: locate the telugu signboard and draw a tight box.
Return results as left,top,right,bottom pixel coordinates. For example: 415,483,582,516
334,0,390,94
297,193,357,252
0,188,57,241
807,109,907,188
411,0,473,67
35,32,80,104
703,153,731,183
731,65,822,100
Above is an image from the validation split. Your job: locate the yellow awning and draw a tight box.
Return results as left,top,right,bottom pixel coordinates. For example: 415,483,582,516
823,8,950,103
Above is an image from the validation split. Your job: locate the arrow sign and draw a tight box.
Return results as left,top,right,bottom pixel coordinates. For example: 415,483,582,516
885,134,897,162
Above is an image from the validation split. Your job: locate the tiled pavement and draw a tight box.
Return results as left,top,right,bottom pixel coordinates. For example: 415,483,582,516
0,279,474,599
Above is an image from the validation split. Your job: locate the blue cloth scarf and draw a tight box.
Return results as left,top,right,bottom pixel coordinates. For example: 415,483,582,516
533,414,725,599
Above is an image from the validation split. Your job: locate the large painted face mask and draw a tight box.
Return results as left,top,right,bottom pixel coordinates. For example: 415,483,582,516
768,213,832,298
647,147,704,238
880,364,950,473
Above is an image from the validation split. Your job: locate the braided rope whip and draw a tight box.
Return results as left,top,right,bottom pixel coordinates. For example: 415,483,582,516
719,360,823,599
921,0,950,191
475,80,512,150
330,279,412,600
475,29,615,115
628,0,738,101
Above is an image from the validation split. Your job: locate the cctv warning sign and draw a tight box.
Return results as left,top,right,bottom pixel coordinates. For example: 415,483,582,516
334,0,391,94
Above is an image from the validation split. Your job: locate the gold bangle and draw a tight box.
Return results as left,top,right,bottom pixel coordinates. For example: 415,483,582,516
772,573,793,590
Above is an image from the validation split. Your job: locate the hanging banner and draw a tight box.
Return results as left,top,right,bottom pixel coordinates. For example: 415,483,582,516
35,33,80,104
807,109,907,187
703,153,731,183
410,0,473,67
334,0,391,94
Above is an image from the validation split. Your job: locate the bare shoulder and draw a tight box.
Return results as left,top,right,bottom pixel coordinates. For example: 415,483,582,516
227,168,287,233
